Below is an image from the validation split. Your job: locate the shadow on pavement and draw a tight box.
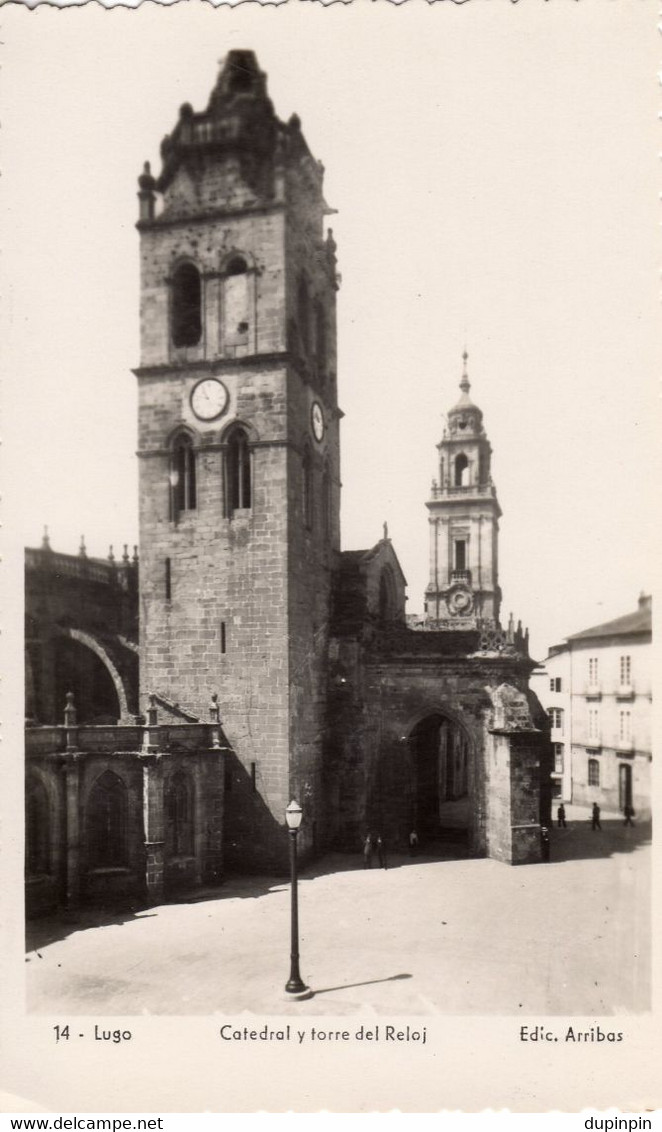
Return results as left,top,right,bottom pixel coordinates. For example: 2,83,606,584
548,819,652,863
312,972,412,997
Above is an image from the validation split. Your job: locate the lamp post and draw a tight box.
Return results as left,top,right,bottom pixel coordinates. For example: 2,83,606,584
284,800,312,999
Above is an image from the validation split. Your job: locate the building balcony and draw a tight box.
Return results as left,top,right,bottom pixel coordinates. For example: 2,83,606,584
585,743,602,754
616,738,634,754
450,570,472,585
429,482,497,500
616,684,635,701
585,685,602,701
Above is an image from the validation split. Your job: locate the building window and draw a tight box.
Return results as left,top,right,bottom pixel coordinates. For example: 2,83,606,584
302,451,313,529
454,454,469,487
223,256,250,349
26,775,50,876
588,758,600,787
170,433,197,515
588,708,599,741
166,771,194,858
548,707,564,732
454,539,467,572
297,275,310,355
589,657,599,684
87,771,128,869
172,262,202,348
321,467,331,540
620,655,631,685
315,301,326,377
226,427,251,514
619,711,631,742
553,743,564,774
549,677,562,693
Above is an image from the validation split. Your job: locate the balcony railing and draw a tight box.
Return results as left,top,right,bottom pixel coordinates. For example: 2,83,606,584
429,482,497,500
616,684,635,701
450,570,471,585
585,684,602,701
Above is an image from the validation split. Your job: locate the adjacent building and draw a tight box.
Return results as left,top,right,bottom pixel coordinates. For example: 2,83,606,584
532,595,652,817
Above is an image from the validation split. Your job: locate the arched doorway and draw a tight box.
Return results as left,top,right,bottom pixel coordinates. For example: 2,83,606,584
409,713,470,844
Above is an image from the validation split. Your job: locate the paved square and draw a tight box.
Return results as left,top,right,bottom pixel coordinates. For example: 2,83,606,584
26,810,650,1017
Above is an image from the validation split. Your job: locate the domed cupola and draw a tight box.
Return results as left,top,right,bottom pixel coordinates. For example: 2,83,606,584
446,352,484,439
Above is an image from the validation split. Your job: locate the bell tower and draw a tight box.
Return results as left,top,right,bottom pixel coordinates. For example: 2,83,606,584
135,50,340,867
425,353,502,627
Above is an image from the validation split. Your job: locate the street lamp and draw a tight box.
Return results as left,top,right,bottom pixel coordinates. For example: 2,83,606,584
284,800,312,999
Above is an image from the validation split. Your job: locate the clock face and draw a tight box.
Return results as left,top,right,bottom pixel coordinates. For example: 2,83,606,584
448,586,473,616
190,378,229,421
311,401,325,442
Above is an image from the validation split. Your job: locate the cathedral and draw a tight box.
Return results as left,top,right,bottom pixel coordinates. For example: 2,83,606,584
25,51,551,916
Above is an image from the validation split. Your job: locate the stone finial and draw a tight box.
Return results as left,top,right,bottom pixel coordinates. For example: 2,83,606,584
138,161,157,222
460,350,470,395
383,521,389,540
64,691,77,728
41,526,51,551
122,544,130,565
79,536,87,558
132,545,139,564
108,545,115,564
209,693,221,723
147,693,158,728
507,612,515,642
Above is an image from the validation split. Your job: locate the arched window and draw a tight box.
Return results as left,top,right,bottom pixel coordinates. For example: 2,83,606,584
226,427,251,514
166,772,194,858
302,451,313,529
87,771,128,869
172,263,202,348
454,453,469,487
588,758,600,787
297,275,310,356
26,775,50,876
223,257,250,350
170,433,197,516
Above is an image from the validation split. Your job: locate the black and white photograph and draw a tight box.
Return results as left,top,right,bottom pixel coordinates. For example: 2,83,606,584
1,0,658,1114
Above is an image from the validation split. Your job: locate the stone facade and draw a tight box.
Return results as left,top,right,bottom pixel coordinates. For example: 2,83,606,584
136,51,340,871
26,711,226,918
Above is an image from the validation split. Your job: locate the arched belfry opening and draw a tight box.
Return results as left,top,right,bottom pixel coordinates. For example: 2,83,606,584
409,712,470,845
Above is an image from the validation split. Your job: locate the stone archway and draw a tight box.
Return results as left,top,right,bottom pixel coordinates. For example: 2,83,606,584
57,629,130,722
408,712,471,844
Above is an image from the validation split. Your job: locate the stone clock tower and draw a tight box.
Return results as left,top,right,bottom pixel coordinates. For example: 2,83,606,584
425,354,502,628
135,51,340,868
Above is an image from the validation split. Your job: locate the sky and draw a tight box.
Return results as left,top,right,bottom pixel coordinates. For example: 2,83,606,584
2,0,658,662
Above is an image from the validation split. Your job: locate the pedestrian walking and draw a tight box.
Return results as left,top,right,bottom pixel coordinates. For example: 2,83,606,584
557,804,567,828
409,829,419,857
376,835,388,870
540,825,550,862
362,834,373,868
623,804,635,827
591,802,602,831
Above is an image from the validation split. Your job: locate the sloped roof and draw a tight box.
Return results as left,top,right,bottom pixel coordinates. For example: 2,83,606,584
567,602,651,643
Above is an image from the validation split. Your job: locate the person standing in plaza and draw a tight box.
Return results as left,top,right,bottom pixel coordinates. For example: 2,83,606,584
376,835,388,870
623,803,635,827
557,804,567,828
591,802,602,831
363,834,373,868
409,829,419,856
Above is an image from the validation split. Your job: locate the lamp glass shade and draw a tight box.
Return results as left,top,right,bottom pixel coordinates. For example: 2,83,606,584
285,800,303,830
